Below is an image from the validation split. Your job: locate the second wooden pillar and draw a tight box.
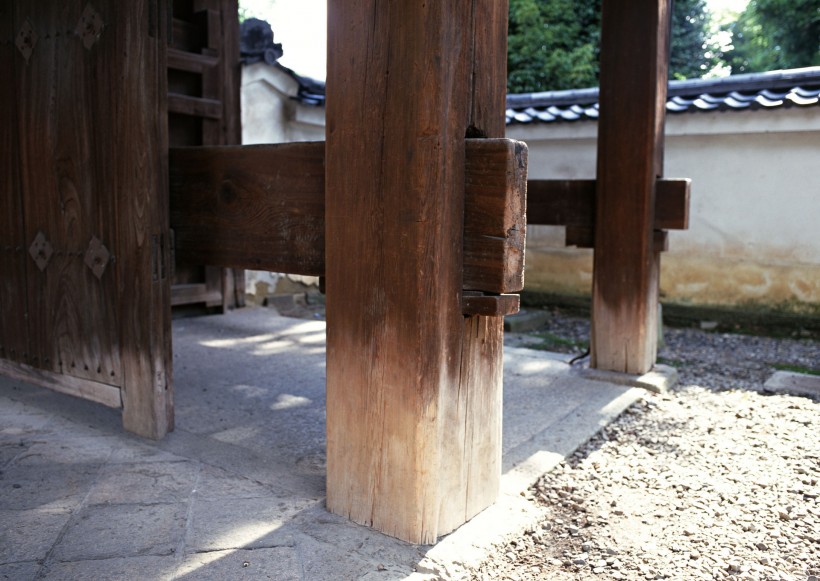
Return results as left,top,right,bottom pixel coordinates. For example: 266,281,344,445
592,0,671,374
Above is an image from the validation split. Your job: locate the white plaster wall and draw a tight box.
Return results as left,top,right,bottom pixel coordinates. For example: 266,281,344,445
241,63,325,145
508,107,820,313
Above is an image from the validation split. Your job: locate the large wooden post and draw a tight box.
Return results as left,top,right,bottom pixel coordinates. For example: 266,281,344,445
591,0,671,374
325,1,509,544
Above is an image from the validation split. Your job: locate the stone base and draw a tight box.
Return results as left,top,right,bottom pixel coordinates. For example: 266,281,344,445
578,363,679,394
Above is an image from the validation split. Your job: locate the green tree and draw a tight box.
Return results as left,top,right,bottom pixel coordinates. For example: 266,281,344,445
670,0,720,80
507,0,601,93
507,0,718,93
722,0,820,74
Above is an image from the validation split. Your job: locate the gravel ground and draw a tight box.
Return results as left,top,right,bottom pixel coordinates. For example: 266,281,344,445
473,311,819,581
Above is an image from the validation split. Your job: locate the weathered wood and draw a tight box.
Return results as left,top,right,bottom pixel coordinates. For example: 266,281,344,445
0,359,121,409
325,0,511,544
462,293,521,317
168,93,222,119
172,17,203,51
167,48,218,73
591,0,671,374
169,283,222,307
169,139,526,295
169,143,326,276
654,180,690,230
464,139,527,292
527,178,690,247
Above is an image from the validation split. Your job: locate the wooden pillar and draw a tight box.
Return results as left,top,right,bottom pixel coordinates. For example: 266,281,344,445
325,0,509,544
591,0,671,374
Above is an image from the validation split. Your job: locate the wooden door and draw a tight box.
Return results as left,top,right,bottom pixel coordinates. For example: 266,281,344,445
1,0,173,439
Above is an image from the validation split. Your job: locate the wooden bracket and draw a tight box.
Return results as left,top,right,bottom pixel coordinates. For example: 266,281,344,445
169,138,527,316
462,292,520,317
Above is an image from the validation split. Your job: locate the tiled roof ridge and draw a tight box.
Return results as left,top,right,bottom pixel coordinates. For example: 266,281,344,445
506,67,820,124
506,66,820,109
240,17,327,106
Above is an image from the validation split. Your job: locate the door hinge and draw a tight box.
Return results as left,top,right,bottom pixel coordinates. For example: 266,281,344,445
152,233,169,282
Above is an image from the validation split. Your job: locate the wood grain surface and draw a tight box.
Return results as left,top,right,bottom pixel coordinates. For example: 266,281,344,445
325,0,510,543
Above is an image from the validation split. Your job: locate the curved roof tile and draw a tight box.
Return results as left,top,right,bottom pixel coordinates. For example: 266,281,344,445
506,67,820,124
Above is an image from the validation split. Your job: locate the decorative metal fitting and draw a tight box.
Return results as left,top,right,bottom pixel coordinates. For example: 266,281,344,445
28,231,53,272
15,19,38,63
75,3,104,50
84,236,110,280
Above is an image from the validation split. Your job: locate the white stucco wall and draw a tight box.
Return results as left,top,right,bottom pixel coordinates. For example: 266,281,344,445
241,63,325,144
508,107,820,314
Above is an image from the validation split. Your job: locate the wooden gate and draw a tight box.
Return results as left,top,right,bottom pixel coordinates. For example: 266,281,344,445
1,0,172,439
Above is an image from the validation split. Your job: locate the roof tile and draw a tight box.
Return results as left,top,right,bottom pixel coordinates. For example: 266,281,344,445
505,67,820,125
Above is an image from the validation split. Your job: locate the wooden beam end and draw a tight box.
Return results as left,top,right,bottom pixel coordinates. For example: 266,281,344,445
462,292,520,317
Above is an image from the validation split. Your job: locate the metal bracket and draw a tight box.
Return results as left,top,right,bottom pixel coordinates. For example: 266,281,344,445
28,231,53,272
75,3,104,50
84,236,111,279
15,19,37,63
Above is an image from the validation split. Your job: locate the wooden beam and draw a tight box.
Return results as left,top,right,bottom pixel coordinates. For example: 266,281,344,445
168,93,222,119
167,48,219,73
591,0,671,374
527,178,689,247
169,139,527,295
169,143,326,276
325,0,510,544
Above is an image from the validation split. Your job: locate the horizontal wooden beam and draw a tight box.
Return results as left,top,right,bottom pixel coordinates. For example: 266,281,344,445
168,93,222,119
170,283,223,307
167,48,219,73
527,178,689,247
169,139,527,296
170,142,326,276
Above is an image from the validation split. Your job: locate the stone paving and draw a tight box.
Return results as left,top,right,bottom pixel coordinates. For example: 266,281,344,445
1,307,644,580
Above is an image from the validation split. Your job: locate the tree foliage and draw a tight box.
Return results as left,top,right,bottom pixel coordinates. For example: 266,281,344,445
507,0,601,93
507,0,718,93
722,0,820,74
670,0,719,80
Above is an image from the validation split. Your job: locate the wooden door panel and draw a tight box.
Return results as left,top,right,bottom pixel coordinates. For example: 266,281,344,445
0,0,30,366
0,0,173,439
14,0,122,383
